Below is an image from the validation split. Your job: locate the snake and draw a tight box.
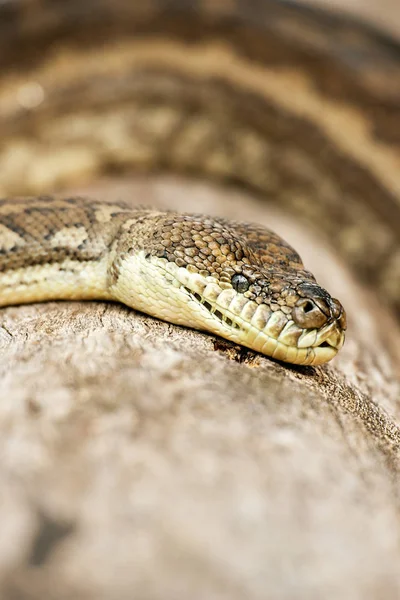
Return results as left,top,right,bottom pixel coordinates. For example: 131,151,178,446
0,0,399,366
0,196,346,365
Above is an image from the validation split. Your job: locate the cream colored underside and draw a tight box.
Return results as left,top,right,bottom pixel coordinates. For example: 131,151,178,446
0,258,111,307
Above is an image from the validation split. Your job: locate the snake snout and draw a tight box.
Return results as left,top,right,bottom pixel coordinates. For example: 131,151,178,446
331,298,347,330
292,298,328,329
292,284,347,333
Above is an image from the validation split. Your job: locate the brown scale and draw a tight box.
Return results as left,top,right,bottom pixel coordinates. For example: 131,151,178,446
125,211,321,313
0,197,134,272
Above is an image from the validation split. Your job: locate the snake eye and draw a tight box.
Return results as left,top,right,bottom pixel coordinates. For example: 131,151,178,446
232,274,250,293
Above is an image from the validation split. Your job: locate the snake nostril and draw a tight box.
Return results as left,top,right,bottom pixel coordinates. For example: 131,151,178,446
303,301,314,314
292,298,328,329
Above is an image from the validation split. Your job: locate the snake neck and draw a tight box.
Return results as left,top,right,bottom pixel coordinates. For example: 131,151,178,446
106,207,346,366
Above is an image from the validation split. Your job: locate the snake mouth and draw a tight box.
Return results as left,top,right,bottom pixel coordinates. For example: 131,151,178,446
320,341,334,348
182,283,344,366
189,289,241,330
141,257,344,366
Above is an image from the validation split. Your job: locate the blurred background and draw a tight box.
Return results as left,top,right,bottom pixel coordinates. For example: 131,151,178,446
306,0,399,37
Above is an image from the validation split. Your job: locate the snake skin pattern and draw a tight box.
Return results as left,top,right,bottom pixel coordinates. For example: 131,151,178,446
0,197,346,365
0,0,399,362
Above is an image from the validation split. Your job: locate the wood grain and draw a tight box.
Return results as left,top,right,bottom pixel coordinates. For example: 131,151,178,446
0,176,399,600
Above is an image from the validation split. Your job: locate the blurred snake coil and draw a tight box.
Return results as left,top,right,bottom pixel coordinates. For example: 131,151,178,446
0,0,399,365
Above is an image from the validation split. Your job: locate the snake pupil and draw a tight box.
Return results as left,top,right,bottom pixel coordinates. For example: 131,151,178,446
231,274,250,293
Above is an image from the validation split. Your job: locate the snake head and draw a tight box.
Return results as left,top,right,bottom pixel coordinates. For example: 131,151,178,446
197,265,346,365
181,268,347,365
166,261,346,365
113,213,346,366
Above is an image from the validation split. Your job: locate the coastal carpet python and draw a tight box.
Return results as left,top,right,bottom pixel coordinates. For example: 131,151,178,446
0,0,399,365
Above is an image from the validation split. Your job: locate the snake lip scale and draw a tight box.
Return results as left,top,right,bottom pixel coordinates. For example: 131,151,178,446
0,197,346,366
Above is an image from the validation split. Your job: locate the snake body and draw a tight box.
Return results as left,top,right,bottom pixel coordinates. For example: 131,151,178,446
0,0,399,364
0,196,345,365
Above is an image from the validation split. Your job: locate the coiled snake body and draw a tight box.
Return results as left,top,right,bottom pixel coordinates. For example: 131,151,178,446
0,0,399,365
